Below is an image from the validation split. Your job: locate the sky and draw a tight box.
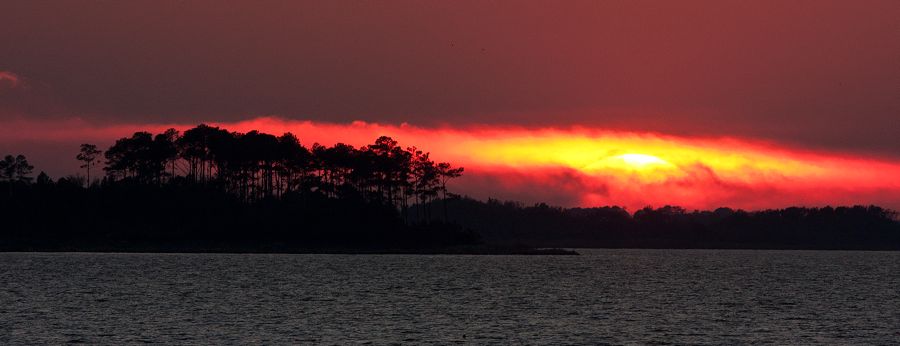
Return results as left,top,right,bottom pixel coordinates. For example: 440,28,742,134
1,1,899,210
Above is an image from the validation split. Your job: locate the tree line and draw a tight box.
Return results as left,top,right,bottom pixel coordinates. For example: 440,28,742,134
3,124,900,251
423,198,900,250
0,126,474,252
0,154,34,184
67,125,464,220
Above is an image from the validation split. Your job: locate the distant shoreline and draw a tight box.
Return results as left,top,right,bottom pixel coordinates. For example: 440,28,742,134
0,245,579,256
6,244,900,254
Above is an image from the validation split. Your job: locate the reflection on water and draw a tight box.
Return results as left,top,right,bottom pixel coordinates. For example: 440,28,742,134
2,249,899,344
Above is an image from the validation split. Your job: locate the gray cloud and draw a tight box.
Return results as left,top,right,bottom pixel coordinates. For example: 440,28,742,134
0,1,898,156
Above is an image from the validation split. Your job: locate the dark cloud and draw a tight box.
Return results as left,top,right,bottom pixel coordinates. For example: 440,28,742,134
0,1,898,155
460,168,611,207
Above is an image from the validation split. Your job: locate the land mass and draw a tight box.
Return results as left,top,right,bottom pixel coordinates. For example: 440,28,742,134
2,125,898,253
413,198,900,251
2,181,898,253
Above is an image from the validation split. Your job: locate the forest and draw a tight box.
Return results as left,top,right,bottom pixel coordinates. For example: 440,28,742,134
411,198,900,250
1,124,899,252
0,125,481,253
96,124,463,216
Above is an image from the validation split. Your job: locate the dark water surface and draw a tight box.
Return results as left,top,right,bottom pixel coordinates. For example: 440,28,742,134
2,249,899,344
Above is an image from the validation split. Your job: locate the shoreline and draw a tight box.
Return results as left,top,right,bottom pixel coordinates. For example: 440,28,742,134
0,245,579,256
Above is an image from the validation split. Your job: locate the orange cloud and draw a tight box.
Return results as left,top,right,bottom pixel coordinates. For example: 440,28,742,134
3,116,899,210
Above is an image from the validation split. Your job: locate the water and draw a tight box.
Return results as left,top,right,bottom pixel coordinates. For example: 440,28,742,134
2,249,899,345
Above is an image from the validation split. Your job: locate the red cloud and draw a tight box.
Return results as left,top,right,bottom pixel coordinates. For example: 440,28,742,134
0,71,21,89
2,116,899,211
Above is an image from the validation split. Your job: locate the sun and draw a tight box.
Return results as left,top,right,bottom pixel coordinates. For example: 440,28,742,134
580,153,674,179
616,153,669,167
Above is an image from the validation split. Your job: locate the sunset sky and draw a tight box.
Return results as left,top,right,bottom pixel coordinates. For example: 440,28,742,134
1,1,898,210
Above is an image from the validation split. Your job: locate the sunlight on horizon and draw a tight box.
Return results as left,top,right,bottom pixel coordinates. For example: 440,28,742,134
3,116,900,209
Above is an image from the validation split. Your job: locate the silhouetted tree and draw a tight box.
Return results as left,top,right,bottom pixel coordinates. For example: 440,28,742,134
408,149,439,221
157,129,181,180
104,132,174,184
0,154,33,196
177,124,227,182
436,162,464,221
0,154,34,183
276,132,311,195
0,155,14,183
36,171,52,185
76,143,102,186
95,125,466,208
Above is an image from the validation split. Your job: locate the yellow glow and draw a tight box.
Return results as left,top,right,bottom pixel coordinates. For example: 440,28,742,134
617,153,668,167
11,115,898,210
578,153,677,183
445,130,880,188
207,117,900,209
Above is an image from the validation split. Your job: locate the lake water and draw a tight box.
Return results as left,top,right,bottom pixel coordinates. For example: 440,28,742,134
2,249,899,344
